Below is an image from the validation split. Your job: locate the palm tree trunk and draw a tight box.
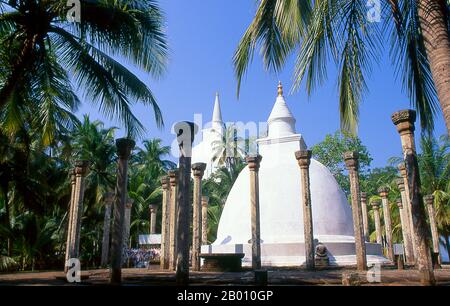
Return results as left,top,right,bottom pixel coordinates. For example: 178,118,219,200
417,0,450,134
0,35,37,108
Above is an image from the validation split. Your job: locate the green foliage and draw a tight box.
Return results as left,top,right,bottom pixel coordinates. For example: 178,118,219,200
0,0,168,138
311,130,372,195
128,138,175,247
0,114,173,269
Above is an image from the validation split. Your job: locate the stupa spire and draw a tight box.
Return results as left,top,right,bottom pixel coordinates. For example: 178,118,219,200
267,82,296,138
212,92,224,133
277,81,283,97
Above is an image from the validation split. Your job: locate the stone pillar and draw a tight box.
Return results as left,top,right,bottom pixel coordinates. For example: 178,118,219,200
149,204,158,234
295,150,314,270
424,195,441,266
201,196,209,244
109,138,135,285
343,151,367,271
378,187,394,262
124,198,133,250
396,197,414,265
396,178,415,264
360,192,370,242
174,121,197,285
371,200,383,245
64,168,76,272
168,169,179,271
399,162,417,259
246,154,263,270
101,192,115,267
392,109,435,285
70,160,90,261
192,162,206,271
160,176,170,270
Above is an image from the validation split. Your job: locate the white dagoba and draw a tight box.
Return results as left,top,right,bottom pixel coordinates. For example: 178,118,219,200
192,93,225,179
201,83,388,267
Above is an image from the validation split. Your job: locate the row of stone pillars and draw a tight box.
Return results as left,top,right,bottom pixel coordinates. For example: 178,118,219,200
65,112,441,286
392,110,436,285
159,165,210,271
337,110,440,284
292,111,441,284
64,160,90,273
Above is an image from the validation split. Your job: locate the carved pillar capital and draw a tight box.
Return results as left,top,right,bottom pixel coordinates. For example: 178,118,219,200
192,162,207,178
378,187,389,199
295,150,312,169
246,154,262,171
343,151,359,170
391,109,416,136
116,138,135,159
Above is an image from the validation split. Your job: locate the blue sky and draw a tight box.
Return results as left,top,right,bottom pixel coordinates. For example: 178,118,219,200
76,1,447,168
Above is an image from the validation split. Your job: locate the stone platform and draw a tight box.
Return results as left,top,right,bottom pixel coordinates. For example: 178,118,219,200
201,241,389,267
1,266,450,286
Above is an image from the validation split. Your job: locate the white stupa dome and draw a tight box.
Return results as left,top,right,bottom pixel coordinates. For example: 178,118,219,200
202,83,388,267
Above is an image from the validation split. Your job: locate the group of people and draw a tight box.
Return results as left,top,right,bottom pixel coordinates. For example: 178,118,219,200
122,248,160,268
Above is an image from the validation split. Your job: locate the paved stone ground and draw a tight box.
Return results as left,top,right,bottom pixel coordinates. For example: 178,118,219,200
0,265,449,286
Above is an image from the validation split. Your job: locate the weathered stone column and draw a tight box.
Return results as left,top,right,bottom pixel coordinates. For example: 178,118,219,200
371,200,383,245
201,196,209,245
343,151,367,271
246,154,263,270
192,162,206,271
70,160,90,261
123,198,133,250
174,121,197,285
379,187,394,262
399,162,417,259
109,138,135,285
360,192,370,242
396,197,414,265
392,109,435,285
168,169,179,271
64,168,76,272
424,195,441,266
100,192,115,267
295,150,314,270
160,176,170,270
149,204,158,234
396,178,415,264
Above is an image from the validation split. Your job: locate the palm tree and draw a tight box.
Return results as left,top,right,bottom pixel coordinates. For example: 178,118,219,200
128,138,174,246
133,139,176,174
418,135,450,256
234,0,450,134
211,124,247,172
389,134,450,257
0,0,168,137
72,115,117,203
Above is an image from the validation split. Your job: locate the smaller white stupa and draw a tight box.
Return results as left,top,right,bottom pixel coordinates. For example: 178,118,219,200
192,93,225,179
201,82,388,267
